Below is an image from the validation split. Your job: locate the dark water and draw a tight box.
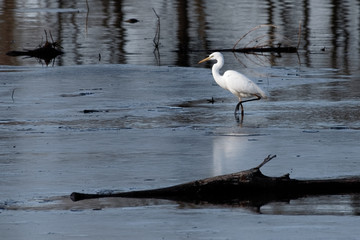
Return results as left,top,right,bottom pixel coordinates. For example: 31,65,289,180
1,0,360,73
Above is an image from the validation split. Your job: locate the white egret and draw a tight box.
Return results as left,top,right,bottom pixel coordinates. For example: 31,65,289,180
198,52,267,116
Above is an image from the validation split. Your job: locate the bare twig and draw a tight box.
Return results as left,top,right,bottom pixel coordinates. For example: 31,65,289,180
44,29,48,42
297,21,302,49
152,8,160,49
244,34,269,48
233,24,277,50
86,0,90,12
11,88,16,103
85,0,90,35
49,30,54,43
255,154,277,169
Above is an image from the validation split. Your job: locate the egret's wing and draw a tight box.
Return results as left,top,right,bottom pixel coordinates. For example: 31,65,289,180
224,70,267,98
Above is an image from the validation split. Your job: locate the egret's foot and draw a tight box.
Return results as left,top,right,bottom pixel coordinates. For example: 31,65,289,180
234,111,244,124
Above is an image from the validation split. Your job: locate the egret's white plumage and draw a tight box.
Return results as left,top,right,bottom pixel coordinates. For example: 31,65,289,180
198,52,267,115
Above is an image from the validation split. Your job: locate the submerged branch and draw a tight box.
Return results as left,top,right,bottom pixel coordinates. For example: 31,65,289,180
207,46,298,53
225,24,299,54
6,30,64,66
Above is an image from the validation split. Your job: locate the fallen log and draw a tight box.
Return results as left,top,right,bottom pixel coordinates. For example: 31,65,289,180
70,155,360,205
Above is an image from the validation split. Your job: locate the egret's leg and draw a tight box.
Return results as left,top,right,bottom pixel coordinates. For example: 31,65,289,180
234,95,261,116
240,95,262,105
234,102,244,115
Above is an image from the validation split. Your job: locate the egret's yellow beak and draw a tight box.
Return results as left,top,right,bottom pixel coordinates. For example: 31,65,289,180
198,56,211,64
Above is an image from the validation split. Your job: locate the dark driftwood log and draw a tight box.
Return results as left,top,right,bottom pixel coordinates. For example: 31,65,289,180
70,155,360,204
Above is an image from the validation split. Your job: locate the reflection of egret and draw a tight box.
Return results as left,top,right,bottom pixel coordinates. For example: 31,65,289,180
212,136,249,176
198,52,267,117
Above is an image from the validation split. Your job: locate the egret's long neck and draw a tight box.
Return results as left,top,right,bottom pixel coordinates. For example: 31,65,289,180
212,58,227,90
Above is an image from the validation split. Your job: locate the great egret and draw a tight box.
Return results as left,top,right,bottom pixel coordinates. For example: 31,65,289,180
198,52,267,116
